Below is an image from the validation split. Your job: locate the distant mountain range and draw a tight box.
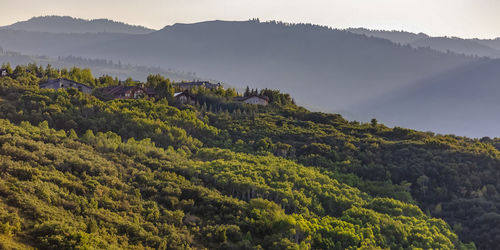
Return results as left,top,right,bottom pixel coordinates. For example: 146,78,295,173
348,28,500,58
0,16,154,34
0,20,478,108
69,21,485,110
1,16,500,137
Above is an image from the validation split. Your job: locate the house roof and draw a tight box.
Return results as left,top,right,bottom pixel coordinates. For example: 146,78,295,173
234,95,269,102
174,81,221,89
97,86,139,96
40,78,91,89
145,88,156,95
174,91,195,98
96,85,156,97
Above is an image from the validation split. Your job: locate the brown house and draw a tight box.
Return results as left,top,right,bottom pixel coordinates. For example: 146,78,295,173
96,85,155,99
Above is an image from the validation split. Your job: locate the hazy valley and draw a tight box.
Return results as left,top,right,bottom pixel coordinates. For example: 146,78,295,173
2,16,500,137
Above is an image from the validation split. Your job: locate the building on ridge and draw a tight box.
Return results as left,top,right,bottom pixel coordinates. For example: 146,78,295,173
234,95,269,105
0,69,8,77
174,91,196,105
39,78,92,93
174,81,222,91
95,85,156,99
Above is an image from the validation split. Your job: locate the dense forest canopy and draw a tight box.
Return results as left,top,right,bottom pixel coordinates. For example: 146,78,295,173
346,28,500,58
2,64,498,249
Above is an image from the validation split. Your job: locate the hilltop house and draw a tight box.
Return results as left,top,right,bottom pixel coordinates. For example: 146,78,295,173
174,81,222,91
234,95,269,105
174,91,196,105
39,78,92,93
96,85,156,99
0,69,9,77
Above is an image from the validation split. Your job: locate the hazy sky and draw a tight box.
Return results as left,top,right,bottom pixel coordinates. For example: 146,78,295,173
1,0,499,38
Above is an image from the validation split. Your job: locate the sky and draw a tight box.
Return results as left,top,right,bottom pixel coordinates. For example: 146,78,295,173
1,0,500,39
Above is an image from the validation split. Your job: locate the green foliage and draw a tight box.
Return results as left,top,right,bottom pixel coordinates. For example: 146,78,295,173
66,67,95,86
147,74,174,101
207,103,495,249
0,65,482,249
0,119,462,249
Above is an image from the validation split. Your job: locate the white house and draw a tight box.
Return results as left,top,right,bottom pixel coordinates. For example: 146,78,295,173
235,95,269,105
0,69,8,77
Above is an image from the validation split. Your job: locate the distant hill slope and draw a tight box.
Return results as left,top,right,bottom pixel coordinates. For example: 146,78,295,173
2,19,500,136
348,28,500,58
410,37,500,58
346,28,428,44
0,16,155,34
68,20,479,111
0,29,131,55
475,38,500,51
349,59,500,137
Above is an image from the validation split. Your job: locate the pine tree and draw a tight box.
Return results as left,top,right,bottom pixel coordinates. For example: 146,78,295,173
3,63,13,74
244,86,250,97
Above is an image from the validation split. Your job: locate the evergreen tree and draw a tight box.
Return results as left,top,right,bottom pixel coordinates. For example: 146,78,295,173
244,86,250,97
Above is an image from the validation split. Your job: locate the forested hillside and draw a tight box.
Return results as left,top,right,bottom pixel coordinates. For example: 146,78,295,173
346,28,429,44
1,64,496,249
4,18,500,136
409,37,500,58
347,28,500,58
0,19,480,110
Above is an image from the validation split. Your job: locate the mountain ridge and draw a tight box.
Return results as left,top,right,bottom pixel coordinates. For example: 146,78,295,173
410,37,500,58
0,15,155,34
347,27,500,58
